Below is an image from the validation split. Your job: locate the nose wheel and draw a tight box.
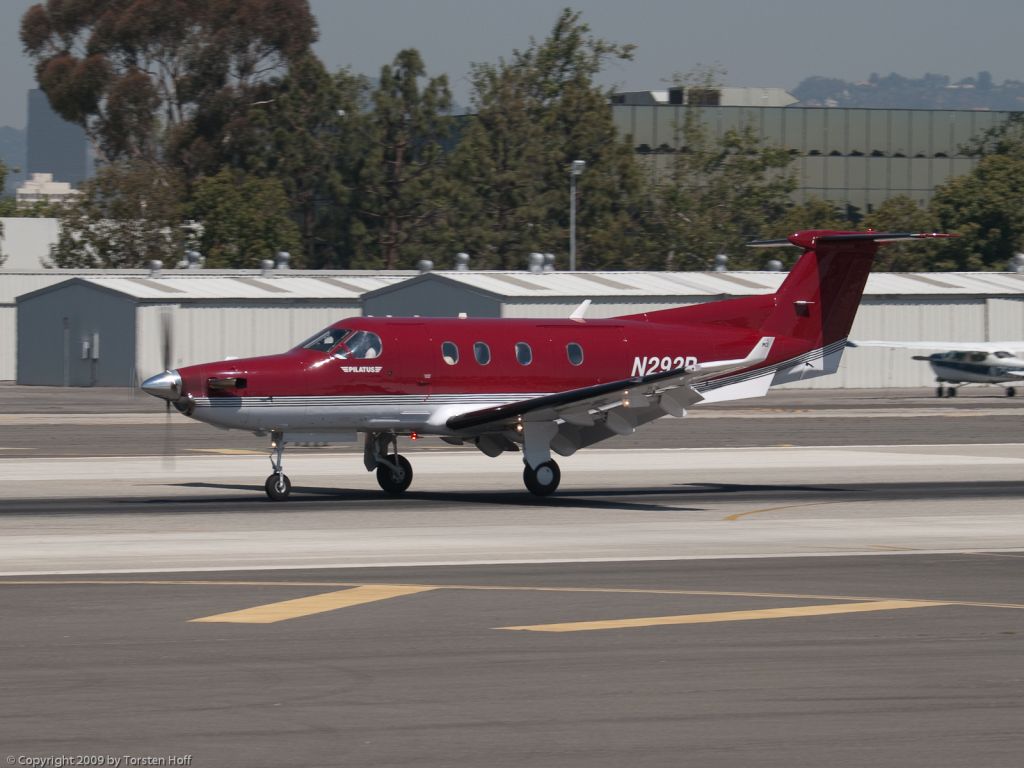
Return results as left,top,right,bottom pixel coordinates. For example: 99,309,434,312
524,459,561,496
264,430,292,501
265,472,292,501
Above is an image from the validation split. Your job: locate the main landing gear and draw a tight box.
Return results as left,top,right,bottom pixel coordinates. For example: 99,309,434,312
935,383,1017,398
365,432,413,495
263,430,415,502
521,421,561,497
523,459,561,496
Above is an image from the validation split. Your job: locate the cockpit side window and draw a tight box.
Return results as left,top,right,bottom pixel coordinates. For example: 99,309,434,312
995,351,1013,359
970,351,987,362
301,327,349,353
335,330,383,359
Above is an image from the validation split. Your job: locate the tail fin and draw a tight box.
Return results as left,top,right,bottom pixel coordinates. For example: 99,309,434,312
749,231,956,348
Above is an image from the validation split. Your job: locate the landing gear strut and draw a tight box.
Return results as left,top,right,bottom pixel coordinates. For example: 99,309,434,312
264,430,291,501
521,421,561,497
365,432,413,495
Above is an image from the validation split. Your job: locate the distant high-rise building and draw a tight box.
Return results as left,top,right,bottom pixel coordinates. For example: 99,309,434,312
26,89,88,186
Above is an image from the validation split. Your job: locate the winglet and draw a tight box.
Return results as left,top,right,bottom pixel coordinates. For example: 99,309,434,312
570,299,591,322
696,336,774,376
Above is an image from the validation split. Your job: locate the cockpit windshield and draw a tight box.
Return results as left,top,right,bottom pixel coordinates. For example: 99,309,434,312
994,351,1014,359
297,327,383,359
333,330,383,359
299,327,350,353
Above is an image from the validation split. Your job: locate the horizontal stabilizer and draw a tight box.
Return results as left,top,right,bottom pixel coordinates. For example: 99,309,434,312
749,232,958,248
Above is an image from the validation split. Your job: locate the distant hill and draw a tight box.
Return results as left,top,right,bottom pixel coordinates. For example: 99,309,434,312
792,72,1024,111
0,126,26,196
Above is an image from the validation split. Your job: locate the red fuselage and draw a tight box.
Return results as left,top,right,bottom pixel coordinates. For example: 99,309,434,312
176,315,770,402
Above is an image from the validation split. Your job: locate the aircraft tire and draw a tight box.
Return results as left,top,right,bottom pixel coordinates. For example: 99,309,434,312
947,387,957,397
1007,387,1016,397
524,460,561,497
377,454,413,495
265,473,292,501
935,386,944,398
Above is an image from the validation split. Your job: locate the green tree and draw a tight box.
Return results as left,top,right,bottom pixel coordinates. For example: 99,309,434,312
349,49,453,269
49,158,187,267
190,168,302,267
861,195,942,270
21,0,317,174
927,117,1024,270
234,58,366,268
649,111,797,270
446,9,647,269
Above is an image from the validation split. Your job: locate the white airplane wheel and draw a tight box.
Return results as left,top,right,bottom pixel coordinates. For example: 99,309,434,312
524,460,561,497
264,473,292,501
377,454,413,495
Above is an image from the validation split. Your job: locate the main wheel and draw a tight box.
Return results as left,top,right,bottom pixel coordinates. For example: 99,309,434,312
947,387,958,397
376,454,413,495
1007,387,1016,397
523,460,561,497
935,385,944,398
264,472,291,501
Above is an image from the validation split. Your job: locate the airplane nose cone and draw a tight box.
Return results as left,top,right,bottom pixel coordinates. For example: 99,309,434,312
141,369,182,401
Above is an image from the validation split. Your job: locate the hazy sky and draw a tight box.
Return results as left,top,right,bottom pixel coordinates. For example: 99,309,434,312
2,0,1023,128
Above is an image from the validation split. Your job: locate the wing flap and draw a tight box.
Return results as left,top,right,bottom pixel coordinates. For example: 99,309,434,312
446,336,774,432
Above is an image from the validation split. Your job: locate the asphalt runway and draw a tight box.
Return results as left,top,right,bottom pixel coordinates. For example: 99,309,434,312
1,557,1023,768
1,384,1023,766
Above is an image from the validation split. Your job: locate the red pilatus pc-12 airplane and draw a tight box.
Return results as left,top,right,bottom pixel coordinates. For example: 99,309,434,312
142,230,952,500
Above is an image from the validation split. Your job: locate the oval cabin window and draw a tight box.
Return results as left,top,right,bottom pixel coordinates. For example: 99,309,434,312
441,341,459,365
473,341,491,365
515,342,532,366
567,343,584,366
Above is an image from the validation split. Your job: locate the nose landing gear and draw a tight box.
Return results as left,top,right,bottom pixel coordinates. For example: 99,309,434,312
264,430,291,501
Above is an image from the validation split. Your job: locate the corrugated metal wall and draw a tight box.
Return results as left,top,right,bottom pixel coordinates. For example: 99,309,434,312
134,303,360,381
779,298,992,389
17,283,137,386
0,307,15,380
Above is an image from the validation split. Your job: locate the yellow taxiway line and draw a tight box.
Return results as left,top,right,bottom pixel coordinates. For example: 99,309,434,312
189,584,436,624
500,599,947,633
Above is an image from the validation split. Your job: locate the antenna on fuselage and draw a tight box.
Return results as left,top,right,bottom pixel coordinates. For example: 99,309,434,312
569,299,591,322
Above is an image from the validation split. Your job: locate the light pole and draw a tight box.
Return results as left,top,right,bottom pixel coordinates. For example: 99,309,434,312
569,160,586,271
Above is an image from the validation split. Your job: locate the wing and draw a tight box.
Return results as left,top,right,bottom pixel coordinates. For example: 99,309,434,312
446,336,775,433
849,340,1024,353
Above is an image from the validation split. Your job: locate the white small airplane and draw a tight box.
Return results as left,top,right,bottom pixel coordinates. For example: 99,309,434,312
848,340,1024,397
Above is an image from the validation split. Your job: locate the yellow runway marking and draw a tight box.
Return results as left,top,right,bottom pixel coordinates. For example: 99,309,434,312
725,500,846,521
501,599,947,633
189,584,436,624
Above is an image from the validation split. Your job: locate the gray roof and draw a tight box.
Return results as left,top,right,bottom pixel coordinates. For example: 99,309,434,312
7,270,414,304
362,270,1024,300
